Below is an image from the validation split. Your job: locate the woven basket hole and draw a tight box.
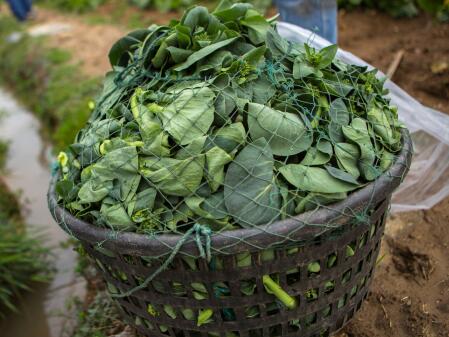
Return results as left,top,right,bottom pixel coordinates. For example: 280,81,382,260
349,284,358,299
305,288,319,302
308,261,322,277
240,279,257,296
323,280,335,294
220,308,236,321
265,302,280,316
244,305,261,319
337,294,347,309
326,253,338,269
286,268,300,285
322,304,332,317
304,312,318,328
341,268,352,284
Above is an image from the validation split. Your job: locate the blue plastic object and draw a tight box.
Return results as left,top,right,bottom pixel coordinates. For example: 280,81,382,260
276,0,338,43
6,0,33,21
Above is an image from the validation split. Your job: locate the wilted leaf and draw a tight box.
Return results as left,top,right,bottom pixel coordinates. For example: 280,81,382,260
248,103,312,156
224,138,281,227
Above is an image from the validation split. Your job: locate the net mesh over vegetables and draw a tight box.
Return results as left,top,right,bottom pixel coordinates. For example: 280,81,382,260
56,2,404,238
51,2,412,335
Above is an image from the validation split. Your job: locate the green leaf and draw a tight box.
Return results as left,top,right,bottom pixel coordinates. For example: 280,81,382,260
140,156,205,196
205,146,234,192
213,3,252,21
100,198,135,230
197,309,214,326
247,103,312,156
224,138,281,227
185,191,228,221
55,180,75,200
367,107,396,146
174,37,239,71
318,44,338,69
78,146,140,203
300,141,332,166
279,164,359,193
127,188,157,217
325,166,360,185
251,74,275,104
108,29,150,66
342,118,378,181
205,122,246,153
307,262,320,273
240,15,270,45
166,46,193,63
240,280,257,295
163,305,177,319
157,85,215,145
380,149,395,172
242,45,266,66
329,98,350,125
96,72,126,115
334,143,361,179
295,191,347,214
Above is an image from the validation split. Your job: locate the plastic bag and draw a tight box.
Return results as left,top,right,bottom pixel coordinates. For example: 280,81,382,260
278,22,449,213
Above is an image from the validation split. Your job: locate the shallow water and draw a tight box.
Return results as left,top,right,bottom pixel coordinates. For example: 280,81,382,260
0,89,84,337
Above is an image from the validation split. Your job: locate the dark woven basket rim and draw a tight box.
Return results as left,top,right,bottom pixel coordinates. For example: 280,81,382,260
48,129,412,257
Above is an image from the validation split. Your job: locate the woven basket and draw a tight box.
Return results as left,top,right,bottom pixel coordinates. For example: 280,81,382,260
48,131,412,337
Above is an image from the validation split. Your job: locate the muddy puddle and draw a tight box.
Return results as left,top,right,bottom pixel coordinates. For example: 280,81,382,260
0,88,84,337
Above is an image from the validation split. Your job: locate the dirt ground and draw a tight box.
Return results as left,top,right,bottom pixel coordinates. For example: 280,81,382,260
13,5,449,337
336,10,449,337
339,9,449,114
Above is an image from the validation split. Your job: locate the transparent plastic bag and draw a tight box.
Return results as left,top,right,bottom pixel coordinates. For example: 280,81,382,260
278,22,449,212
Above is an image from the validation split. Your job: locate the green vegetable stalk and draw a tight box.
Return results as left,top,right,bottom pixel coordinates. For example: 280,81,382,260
262,275,297,309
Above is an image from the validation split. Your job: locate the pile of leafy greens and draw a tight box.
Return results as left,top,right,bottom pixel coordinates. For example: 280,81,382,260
55,0,404,235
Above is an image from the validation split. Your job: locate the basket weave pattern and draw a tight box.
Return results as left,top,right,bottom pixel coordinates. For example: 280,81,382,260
48,131,412,337
82,198,387,337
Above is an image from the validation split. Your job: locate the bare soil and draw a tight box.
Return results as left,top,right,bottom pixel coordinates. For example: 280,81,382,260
336,10,449,337
13,6,449,337
339,9,449,114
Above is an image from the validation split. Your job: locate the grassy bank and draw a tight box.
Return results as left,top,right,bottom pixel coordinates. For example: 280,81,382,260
0,179,51,317
0,16,101,150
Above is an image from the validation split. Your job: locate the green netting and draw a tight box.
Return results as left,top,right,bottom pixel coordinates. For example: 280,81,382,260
55,0,403,247
52,1,407,322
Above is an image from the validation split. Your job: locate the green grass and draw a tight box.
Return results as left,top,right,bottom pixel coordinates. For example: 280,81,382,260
35,0,105,13
0,180,51,317
0,16,101,150
63,291,125,337
0,140,8,172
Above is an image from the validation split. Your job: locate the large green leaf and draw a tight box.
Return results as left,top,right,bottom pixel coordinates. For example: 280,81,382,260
279,164,359,193
224,138,281,227
205,122,246,153
317,44,338,69
205,146,234,192
174,37,239,71
157,85,215,145
240,15,270,45
108,29,151,66
367,106,398,146
100,198,135,230
185,191,228,222
78,146,140,204
247,103,312,156
342,118,378,180
334,143,361,179
329,98,350,125
140,156,205,196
